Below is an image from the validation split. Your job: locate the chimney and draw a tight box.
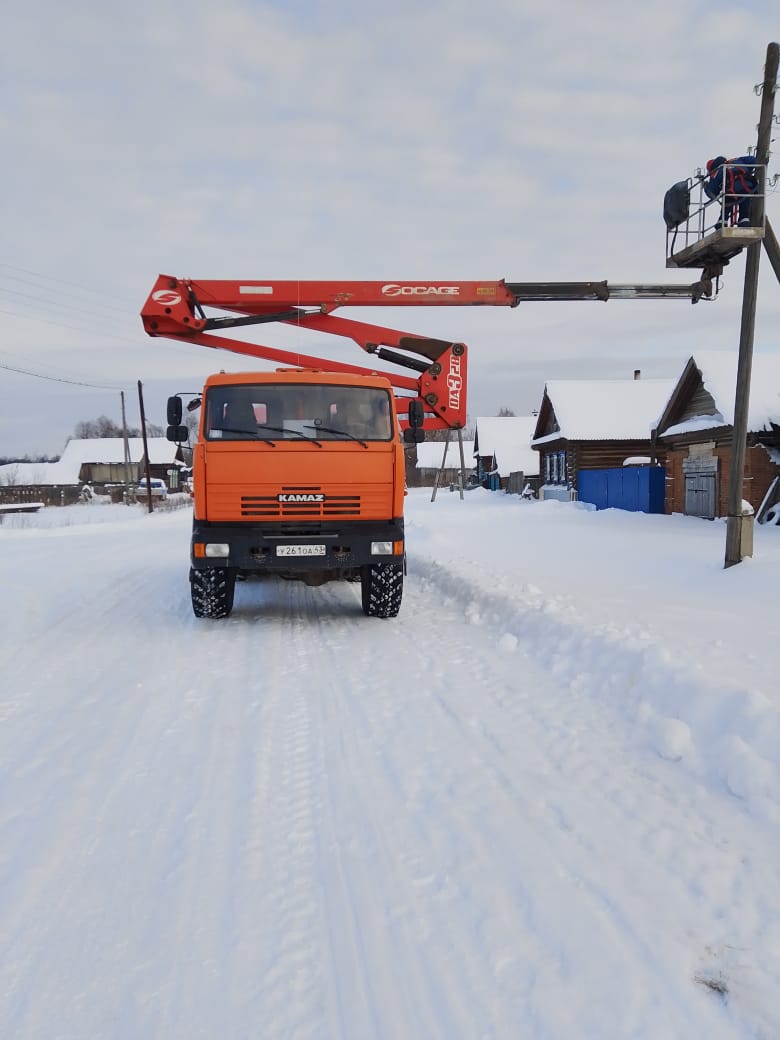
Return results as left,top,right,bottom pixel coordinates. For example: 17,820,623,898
633,369,641,380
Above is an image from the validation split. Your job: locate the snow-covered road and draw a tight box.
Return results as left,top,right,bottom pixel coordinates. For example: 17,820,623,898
1,495,778,1038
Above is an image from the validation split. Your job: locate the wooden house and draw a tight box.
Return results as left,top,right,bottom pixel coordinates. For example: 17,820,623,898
656,352,780,520
0,437,185,505
531,375,676,504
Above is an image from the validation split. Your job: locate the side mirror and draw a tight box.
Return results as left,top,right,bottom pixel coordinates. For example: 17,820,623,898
403,427,425,443
407,398,424,429
167,396,183,425
167,425,188,443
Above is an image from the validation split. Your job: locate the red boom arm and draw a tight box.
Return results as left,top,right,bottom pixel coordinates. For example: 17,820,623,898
141,276,496,430
141,273,709,430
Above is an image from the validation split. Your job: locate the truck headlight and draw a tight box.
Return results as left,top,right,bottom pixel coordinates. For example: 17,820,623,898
371,541,393,555
204,543,230,558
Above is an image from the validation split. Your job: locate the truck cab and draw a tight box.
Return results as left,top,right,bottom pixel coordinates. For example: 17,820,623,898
172,370,406,619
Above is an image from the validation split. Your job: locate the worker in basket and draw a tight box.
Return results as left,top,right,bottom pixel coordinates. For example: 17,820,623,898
704,155,759,230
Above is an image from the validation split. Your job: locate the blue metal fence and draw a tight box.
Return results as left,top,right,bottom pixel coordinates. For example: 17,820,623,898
577,466,665,513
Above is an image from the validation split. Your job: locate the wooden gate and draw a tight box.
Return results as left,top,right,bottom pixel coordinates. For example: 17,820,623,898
684,473,716,519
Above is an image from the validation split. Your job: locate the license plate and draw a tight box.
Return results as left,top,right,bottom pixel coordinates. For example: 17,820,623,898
276,544,326,557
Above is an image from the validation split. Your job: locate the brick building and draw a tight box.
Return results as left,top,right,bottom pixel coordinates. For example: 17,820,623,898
656,352,780,520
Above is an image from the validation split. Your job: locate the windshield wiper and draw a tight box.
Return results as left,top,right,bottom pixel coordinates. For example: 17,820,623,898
304,424,367,448
259,424,323,447
218,424,324,447
219,426,276,446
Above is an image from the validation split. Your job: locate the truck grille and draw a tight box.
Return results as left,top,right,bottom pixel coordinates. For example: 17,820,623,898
240,487,360,519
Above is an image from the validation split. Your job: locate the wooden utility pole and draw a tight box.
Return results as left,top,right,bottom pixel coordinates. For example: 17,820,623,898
762,216,780,283
724,41,779,567
137,380,153,513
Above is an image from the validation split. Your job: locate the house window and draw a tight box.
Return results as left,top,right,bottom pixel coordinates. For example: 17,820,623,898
544,449,567,484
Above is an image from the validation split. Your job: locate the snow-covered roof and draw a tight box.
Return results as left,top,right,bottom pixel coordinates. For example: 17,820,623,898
692,351,780,432
0,438,177,486
474,417,539,476
0,460,72,487
534,378,677,442
415,440,475,469
60,438,178,468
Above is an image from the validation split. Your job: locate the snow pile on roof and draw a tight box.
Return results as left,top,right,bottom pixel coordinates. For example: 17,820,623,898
661,414,729,438
536,378,678,442
694,351,780,431
474,417,539,476
0,438,177,486
415,440,475,469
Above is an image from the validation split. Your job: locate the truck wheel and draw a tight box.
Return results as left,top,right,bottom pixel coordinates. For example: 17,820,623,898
190,567,235,619
360,562,403,618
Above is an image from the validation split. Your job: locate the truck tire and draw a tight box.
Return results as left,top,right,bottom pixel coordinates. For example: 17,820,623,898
360,562,403,618
190,567,235,619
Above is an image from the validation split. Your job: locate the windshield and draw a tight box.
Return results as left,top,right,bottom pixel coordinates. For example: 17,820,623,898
204,384,393,442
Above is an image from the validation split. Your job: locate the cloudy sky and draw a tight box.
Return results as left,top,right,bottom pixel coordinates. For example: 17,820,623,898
1,1,779,458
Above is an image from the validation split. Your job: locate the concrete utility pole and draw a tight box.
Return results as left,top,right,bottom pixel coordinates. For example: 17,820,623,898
120,390,132,504
724,41,779,567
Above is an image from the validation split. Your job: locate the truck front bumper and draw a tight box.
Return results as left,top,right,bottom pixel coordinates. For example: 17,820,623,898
190,518,404,573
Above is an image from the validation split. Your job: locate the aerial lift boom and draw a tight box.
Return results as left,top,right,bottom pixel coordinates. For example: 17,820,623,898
142,273,712,432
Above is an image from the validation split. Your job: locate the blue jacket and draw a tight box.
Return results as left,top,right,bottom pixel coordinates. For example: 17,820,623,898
704,156,758,200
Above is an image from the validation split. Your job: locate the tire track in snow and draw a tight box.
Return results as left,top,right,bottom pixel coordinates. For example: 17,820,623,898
290,596,464,1039
201,566,762,1037
274,583,558,1036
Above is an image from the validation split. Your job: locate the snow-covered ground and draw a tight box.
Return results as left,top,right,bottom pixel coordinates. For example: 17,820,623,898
1,489,778,1039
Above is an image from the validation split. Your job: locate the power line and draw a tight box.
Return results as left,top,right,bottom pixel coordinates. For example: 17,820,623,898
0,262,130,308
0,360,127,391
2,278,129,316
0,262,142,345
0,306,141,347
0,283,130,323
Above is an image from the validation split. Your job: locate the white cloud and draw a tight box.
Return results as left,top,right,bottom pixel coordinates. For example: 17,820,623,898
1,0,779,457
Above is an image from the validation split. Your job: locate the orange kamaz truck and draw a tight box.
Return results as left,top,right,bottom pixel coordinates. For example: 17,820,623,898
142,274,706,619
166,368,409,618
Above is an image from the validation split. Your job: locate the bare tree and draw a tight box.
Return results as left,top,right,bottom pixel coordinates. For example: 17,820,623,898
73,415,143,439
